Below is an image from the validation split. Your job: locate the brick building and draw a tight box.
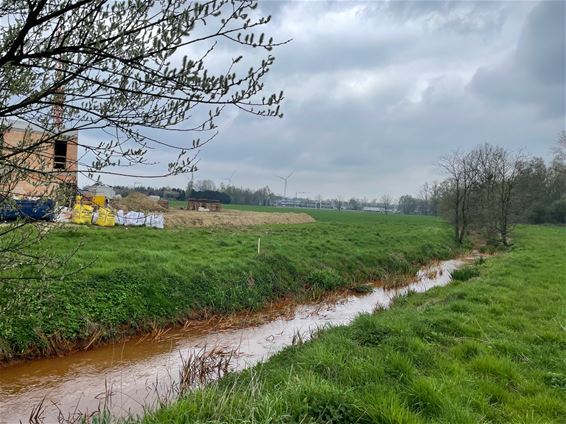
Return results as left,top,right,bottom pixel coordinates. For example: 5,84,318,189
1,120,78,198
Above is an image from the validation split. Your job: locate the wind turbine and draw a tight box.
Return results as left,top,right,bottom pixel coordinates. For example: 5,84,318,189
277,170,294,198
222,170,236,186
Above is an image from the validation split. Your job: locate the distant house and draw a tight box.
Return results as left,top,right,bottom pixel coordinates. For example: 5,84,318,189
276,198,297,207
363,206,386,213
1,120,78,197
363,204,399,213
82,183,116,199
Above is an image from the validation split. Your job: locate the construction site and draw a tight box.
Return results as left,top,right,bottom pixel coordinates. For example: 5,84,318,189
1,185,314,229
0,121,312,228
70,191,315,228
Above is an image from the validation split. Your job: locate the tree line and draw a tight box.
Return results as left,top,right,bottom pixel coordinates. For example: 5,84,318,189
398,135,566,246
113,180,276,206
398,182,441,216
113,184,232,204
187,179,276,205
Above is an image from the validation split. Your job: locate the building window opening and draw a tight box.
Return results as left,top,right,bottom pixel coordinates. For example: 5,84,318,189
54,139,67,169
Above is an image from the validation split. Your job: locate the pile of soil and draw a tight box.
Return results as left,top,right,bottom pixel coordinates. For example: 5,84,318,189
111,192,165,212
164,210,315,228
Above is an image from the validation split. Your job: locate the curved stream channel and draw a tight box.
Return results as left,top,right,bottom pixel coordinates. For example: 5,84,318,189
0,256,477,423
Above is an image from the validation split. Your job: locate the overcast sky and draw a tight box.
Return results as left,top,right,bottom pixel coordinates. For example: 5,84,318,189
81,0,565,200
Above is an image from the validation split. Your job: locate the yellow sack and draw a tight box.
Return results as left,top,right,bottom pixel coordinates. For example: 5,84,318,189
71,204,93,225
71,204,81,224
92,195,106,207
94,207,115,227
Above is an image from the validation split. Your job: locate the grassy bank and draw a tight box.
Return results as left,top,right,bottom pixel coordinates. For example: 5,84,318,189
139,225,566,423
0,210,458,362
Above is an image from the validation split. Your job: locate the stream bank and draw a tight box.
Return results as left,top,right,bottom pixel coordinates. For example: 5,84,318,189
0,255,479,423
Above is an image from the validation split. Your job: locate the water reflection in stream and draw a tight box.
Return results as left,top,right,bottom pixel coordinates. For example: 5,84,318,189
0,257,475,423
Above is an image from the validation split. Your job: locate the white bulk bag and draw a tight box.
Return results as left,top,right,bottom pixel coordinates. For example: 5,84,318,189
54,207,72,223
116,210,125,225
145,214,165,229
125,211,145,226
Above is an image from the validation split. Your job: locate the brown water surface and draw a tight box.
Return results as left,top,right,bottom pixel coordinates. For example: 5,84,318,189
0,257,475,423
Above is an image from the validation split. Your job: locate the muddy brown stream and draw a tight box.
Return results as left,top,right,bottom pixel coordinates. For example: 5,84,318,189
0,257,475,423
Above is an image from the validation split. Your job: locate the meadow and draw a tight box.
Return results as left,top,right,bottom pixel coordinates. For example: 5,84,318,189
0,209,458,362
139,224,566,424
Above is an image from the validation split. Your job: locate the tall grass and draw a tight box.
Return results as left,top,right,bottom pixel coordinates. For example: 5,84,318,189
138,225,566,423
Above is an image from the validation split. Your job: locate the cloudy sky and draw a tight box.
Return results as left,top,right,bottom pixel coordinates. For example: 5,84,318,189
83,0,565,200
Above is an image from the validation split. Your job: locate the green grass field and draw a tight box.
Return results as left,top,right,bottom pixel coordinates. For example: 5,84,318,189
0,209,458,362
138,224,566,424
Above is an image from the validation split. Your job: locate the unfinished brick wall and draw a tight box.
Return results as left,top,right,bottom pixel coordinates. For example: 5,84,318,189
1,126,78,198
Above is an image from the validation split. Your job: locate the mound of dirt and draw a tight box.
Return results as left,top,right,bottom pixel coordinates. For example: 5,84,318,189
111,192,165,212
164,210,315,228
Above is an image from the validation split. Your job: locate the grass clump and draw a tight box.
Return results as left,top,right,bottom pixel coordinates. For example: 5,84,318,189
349,284,374,294
305,268,344,291
137,225,566,423
451,265,480,281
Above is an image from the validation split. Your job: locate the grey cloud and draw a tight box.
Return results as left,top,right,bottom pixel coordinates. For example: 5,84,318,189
263,1,512,77
469,1,565,119
85,1,563,199
384,0,508,33
515,0,565,85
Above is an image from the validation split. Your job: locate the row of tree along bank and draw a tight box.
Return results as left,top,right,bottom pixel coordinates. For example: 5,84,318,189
397,136,566,246
438,140,565,245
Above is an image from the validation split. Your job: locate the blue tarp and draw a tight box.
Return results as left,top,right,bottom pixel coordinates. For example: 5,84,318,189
0,199,55,221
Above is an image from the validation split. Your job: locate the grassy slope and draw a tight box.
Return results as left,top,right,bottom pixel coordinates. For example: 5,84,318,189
0,210,457,361
140,225,566,423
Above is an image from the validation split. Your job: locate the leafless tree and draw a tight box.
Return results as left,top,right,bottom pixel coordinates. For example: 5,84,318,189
440,144,521,246
380,194,393,215
473,144,522,245
429,181,441,216
553,131,566,171
418,181,441,216
419,182,430,215
439,150,479,244
194,179,216,192
336,195,343,212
